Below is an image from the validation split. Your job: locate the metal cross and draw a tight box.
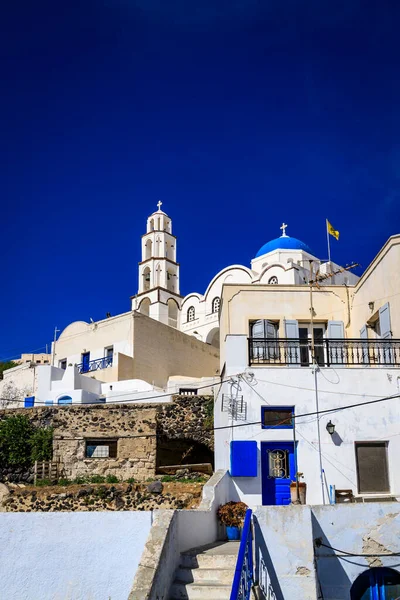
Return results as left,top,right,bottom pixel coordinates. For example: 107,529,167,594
157,200,163,211
280,222,288,237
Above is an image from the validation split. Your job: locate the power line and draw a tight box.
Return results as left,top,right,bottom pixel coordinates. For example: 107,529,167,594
315,540,400,557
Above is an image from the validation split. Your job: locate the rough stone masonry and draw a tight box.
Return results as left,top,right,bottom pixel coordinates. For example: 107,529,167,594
0,396,214,482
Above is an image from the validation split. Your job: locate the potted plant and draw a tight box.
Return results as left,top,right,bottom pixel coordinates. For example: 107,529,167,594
290,472,307,504
217,501,248,541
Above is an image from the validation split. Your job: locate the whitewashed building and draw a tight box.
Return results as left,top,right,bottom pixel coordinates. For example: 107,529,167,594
132,208,358,348
215,234,400,506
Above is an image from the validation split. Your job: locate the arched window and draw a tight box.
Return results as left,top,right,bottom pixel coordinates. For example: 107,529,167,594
212,297,221,313
351,568,400,600
145,239,152,260
168,298,178,328
187,306,195,322
139,298,150,316
58,396,72,405
143,267,151,291
268,276,278,285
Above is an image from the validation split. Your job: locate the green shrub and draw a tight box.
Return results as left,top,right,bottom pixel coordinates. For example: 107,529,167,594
30,427,53,463
89,475,106,484
73,476,87,485
204,399,214,430
36,478,52,487
0,415,33,467
126,477,136,484
105,474,119,484
57,478,71,486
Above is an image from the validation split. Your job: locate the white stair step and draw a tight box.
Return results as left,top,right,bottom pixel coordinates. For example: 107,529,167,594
170,582,231,600
180,553,238,570
175,567,234,585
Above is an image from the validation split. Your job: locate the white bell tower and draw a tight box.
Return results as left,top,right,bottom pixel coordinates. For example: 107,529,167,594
132,202,182,327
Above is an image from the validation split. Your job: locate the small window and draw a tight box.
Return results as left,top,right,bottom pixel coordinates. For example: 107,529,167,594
179,388,198,396
212,297,221,313
356,442,390,493
187,306,195,322
268,276,278,284
59,360,67,370
86,439,117,458
36,360,41,364
44,360,49,364
262,407,294,429
105,346,113,358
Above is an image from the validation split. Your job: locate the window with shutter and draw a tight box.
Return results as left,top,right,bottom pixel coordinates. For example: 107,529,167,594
284,320,300,366
355,442,389,493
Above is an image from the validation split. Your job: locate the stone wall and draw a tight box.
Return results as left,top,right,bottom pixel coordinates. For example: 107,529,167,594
0,396,214,483
2,481,204,512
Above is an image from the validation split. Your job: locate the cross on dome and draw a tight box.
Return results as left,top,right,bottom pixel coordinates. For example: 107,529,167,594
280,222,288,237
157,200,163,211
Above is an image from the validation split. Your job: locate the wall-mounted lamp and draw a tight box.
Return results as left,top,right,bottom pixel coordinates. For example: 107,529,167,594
326,420,335,435
368,301,374,311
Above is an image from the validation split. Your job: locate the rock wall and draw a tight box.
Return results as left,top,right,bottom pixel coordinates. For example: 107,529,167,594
2,481,204,512
0,396,214,483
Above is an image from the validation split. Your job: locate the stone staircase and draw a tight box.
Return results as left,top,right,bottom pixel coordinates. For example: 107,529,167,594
169,541,239,599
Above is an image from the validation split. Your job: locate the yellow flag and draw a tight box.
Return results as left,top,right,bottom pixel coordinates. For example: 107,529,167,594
327,219,339,241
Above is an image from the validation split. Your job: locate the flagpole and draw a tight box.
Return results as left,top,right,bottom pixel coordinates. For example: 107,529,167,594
326,219,331,263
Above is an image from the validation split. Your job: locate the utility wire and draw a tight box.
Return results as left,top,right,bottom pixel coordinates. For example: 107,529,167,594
315,540,400,557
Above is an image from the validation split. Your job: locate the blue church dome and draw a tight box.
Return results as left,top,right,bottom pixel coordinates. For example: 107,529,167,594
255,235,314,258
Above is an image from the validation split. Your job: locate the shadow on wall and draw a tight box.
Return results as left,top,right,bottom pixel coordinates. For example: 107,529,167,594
156,437,214,470
311,512,352,599
253,515,284,600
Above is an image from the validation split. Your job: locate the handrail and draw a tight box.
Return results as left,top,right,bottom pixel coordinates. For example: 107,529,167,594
230,508,253,600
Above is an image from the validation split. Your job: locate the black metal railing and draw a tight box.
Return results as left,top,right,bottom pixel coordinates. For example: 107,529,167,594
76,356,113,374
248,338,400,367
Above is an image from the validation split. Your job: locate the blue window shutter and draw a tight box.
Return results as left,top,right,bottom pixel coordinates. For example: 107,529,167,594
230,441,257,477
328,321,344,338
379,303,392,339
284,319,300,366
24,396,35,408
360,325,368,339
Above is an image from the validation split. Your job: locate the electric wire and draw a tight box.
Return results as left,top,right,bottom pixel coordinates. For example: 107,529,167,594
315,541,400,557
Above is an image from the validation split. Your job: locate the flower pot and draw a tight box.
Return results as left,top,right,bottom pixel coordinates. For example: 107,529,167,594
226,525,241,541
290,482,307,505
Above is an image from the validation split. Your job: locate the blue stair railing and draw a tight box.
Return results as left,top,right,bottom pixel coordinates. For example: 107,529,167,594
230,508,253,600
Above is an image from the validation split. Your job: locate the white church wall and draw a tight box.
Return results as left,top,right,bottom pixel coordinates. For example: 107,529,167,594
0,512,152,600
216,336,400,506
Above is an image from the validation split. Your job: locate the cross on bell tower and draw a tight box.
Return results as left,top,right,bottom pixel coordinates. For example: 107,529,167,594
280,222,288,237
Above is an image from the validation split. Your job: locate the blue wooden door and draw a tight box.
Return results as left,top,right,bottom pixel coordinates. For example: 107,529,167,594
261,442,295,505
82,352,90,373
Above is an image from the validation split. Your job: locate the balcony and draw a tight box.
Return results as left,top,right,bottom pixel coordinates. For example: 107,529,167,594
76,356,113,374
248,338,400,367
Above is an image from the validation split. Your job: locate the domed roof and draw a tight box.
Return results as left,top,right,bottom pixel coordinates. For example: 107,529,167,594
255,235,314,258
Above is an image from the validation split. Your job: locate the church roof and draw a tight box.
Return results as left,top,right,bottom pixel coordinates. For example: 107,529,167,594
255,235,314,257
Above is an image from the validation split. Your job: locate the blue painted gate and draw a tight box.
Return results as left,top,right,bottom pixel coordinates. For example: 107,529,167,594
261,441,295,505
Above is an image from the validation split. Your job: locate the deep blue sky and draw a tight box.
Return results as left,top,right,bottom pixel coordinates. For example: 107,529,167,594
1,0,400,360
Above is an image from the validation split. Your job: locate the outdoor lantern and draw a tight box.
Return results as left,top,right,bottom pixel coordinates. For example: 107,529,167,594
326,420,335,435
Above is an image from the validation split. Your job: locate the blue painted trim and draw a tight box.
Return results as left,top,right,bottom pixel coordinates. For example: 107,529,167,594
230,508,253,600
261,406,294,429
